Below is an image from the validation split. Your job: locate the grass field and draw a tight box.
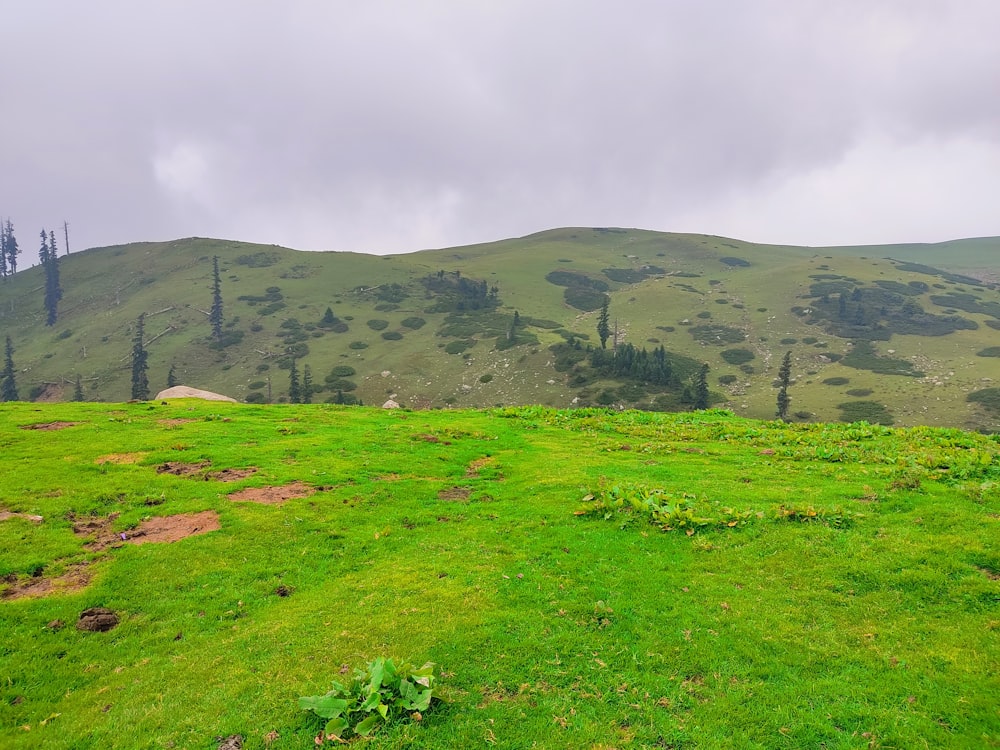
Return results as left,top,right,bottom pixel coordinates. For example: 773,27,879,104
1,400,998,748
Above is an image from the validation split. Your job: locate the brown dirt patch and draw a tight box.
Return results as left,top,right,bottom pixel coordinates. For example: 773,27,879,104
438,486,472,502
20,421,79,431
0,511,44,523
207,467,258,482
157,418,198,427
95,453,146,465
156,460,211,476
977,566,1000,581
1,562,92,600
73,510,221,549
465,457,495,477
228,482,315,505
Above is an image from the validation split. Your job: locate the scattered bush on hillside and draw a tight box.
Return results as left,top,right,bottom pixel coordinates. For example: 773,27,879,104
235,251,280,267
846,388,873,397
382,331,403,340
247,381,266,390
602,265,665,284
375,303,399,312
837,400,894,425
718,374,738,385
444,339,474,355
720,348,754,365
348,341,368,349
479,374,493,383
967,387,1000,414
976,347,1000,357
719,257,751,267
689,325,746,345
563,287,608,312
780,338,798,345
245,392,267,403
367,319,389,331
842,340,923,377
324,377,357,392
401,317,426,329
695,311,712,319
208,330,245,350
822,377,850,386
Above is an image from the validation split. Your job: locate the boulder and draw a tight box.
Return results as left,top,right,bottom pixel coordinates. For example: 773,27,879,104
154,386,237,403
382,399,400,409
76,607,119,632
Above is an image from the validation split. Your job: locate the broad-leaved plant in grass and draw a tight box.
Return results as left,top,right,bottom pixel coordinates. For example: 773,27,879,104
300,657,441,742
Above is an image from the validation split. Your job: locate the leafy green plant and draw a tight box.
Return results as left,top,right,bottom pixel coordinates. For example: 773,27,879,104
576,484,755,534
300,657,441,741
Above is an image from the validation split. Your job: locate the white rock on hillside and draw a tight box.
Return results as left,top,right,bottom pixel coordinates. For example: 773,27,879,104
154,386,237,402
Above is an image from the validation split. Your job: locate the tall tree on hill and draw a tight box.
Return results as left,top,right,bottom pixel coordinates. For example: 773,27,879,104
1,336,18,401
0,223,7,279
41,229,62,325
167,364,178,388
2,219,19,277
288,357,301,403
130,313,150,400
302,364,314,404
209,256,224,343
693,363,710,410
776,351,792,421
73,374,84,402
597,297,611,349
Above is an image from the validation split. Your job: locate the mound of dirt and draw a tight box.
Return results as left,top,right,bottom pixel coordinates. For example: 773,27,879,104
157,461,211,476
1,563,92,600
155,385,237,402
207,467,258,482
228,482,315,505
19,421,79,431
77,607,119,632
73,511,221,550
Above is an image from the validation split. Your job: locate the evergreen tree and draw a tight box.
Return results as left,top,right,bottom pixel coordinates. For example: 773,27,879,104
41,229,62,326
0,222,7,278
209,256,224,342
73,374,84,402
321,307,336,326
167,364,178,388
288,358,301,403
302,364,313,404
1,336,18,401
130,313,150,400
693,363,710,410
2,219,19,277
597,297,611,349
776,350,792,421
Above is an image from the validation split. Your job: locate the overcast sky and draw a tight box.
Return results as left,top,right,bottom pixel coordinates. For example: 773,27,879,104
2,1,998,266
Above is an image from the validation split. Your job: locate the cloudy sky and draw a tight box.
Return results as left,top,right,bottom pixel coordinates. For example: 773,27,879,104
2,1,998,265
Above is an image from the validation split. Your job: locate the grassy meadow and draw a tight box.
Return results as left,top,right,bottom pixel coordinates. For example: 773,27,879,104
1,400,998,748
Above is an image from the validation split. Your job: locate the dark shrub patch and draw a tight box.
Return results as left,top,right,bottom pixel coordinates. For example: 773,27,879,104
846,388,873,397
842,340,923,377
235,251,280,268
479,374,493,383
330,366,356,377
245,392,267,403
382,331,403,340
837,401,894,425
823,377,850,386
324,378,357,392
720,348,755,365
401,317,427,330
780,338,797,345
976,347,1000,357
348,341,368,350
445,339,474,354
696,311,712,319
718,374,738,385
564,288,608,312
719,257,750,267
967,388,1000,414
367,319,389,331
689,325,746,345
545,271,609,291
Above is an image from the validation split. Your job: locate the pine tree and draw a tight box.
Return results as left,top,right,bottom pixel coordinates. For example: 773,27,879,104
776,351,792,421
693,363,710,410
1,336,18,401
2,219,19,276
0,222,7,278
209,256,224,342
73,374,84,402
597,297,611,349
41,229,62,326
302,364,313,404
321,307,336,326
288,358,301,403
167,364,178,388
130,313,150,400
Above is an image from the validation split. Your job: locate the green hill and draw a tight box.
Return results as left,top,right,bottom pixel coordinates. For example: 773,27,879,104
1,229,999,430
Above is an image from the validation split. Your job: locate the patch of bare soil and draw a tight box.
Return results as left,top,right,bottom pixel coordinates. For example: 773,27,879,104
207,467,258,482
157,418,198,427
156,460,211,476
95,453,146,465
465,457,496,477
1,563,92,600
73,510,221,549
438,486,472,502
20,421,79,431
0,511,44,523
228,482,315,505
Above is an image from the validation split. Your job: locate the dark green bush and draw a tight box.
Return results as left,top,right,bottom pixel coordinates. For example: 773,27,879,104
720,348,755,365
367,319,389,331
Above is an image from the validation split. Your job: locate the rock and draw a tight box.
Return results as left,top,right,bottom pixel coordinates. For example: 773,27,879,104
76,607,119,632
382,399,400,409
217,735,243,750
154,386,237,402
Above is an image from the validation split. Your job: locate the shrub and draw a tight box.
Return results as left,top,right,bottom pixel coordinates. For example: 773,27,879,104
976,347,1000,357
967,387,1000,414
348,341,368,350
718,374,738,385
563,288,607,312
444,339,474,354
780,338,798,345
696,311,712,319
401,317,427,330
300,657,441,741
846,388,873,397
330,366,356,377
367,319,389,331
689,325,746,345
719,256,750,267
382,331,403,340
247,381,266,390
245,392,267,404
720,348,755,365
822,377,850,386
837,400,894,425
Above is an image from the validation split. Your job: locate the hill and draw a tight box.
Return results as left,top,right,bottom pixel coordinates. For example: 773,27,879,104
1,228,999,430
0,400,997,748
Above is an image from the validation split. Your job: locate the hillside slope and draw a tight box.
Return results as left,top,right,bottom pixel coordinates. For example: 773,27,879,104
0,229,998,429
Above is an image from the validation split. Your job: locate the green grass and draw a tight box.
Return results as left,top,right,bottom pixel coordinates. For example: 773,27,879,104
1,401,998,749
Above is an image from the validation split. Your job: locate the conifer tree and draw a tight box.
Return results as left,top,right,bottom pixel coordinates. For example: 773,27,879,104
167,364,178,388
41,229,62,325
288,358,301,403
130,314,150,400
597,297,611,349
693,363,710,410
73,375,84,402
776,351,792,421
209,256,224,342
2,219,19,277
1,336,18,401
302,364,313,404
0,223,7,278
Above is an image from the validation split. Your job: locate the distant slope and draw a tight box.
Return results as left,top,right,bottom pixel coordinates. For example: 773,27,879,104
1,229,998,431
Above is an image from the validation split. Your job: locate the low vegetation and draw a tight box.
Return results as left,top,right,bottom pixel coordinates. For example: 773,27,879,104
0,401,997,748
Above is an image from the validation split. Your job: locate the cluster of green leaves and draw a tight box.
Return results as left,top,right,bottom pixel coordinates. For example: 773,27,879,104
300,658,441,741
576,484,756,534
774,504,862,528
